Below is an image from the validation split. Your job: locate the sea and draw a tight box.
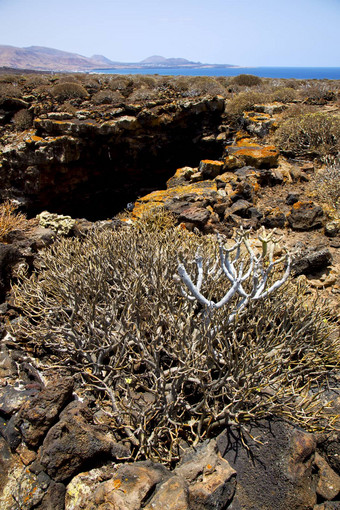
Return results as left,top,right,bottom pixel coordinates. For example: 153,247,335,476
91,67,340,80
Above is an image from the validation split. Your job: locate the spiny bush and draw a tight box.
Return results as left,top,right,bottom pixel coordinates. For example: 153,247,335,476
11,211,339,464
0,201,29,242
169,76,226,97
230,74,263,87
128,87,159,103
108,76,134,97
12,109,33,130
0,83,23,100
315,156,340,217
274,112,340,158
225,90,268,115
299,82,337,104
270,86,297,103
51,82,89,102
92,89,124,105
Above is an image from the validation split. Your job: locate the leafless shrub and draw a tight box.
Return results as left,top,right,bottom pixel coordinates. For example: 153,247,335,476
51,82,89,102
92,89,124,105
128,87,159,103
11,109,33,130
230,74,263,87
315,156,340,217
270,86,297,103
299,82,337,104
0,201,29,241
274,112,340,158
0,83,23,100
11,211,339,464
225,90,268,115
109,76,134,96
169,76,226,97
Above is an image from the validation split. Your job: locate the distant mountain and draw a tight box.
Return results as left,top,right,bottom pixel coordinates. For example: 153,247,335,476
0,45,235,71
140,55,200,66
0,45,113,71
91,54,121,66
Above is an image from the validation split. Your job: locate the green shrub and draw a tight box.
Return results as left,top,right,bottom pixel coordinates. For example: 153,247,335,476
274,112,340,157
11,212,339,463
230,74,263,87
51,82,89,101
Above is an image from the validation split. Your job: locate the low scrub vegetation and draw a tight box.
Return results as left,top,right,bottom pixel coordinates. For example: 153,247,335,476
11,211,339,464
12,108,33,130
315,156,340,217
51,82,89,101
274,112,340,157
0,201,29,242
230,74,263,87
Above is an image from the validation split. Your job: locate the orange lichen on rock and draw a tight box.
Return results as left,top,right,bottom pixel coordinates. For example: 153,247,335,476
132,182,217,218
227,144,279,169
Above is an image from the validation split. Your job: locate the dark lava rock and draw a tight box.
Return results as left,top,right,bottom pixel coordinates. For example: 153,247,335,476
288,201,324,231
228,199,252,218
178,206,211,226
0,243,20,302
38,401,130,482
291,247,332,276
218,420,317,510
286,193,300,205
13,376,74,449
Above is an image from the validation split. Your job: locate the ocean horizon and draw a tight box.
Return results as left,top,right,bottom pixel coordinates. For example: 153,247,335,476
91,66,340,80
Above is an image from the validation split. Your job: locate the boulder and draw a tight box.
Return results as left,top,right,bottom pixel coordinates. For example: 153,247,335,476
218,420,318,510
38,401,129,482
288,201,324,230
291,247,332,276
242,111,275,137
227,141,279,169
132,181,218,219
199,160,224,179
7,377,74,449
314,452,340,501
175,439,236,510
166,166,195,188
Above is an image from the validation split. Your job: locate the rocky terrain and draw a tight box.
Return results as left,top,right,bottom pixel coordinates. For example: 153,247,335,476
0,71,339,509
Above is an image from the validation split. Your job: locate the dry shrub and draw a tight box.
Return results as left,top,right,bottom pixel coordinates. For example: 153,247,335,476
11,211,339,464
24,75,50,89
12,109,33,130
225,90,268,115
0,83,23,100
299,82,337,104
92,89,124,105
270,86,297,103
230,74,263,87
0,201,28,241
274,112,340,158
109,76,134,96
170,76,226,97
51,82,89,101
128,87,159,103
315,156,340,217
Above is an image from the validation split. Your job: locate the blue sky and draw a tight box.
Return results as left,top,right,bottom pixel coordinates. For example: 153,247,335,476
1,0,339,66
